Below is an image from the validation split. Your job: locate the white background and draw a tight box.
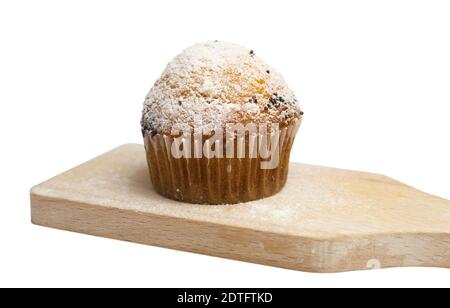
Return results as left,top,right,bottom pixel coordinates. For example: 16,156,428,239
1,0,449,288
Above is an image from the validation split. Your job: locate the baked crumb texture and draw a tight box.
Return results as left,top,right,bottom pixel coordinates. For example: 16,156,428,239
141,41,303,135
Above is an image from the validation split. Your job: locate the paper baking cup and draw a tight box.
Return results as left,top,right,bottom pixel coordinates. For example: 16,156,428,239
144,120,301,205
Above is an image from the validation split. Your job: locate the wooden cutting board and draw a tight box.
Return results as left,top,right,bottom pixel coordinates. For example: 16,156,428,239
30,144,450,273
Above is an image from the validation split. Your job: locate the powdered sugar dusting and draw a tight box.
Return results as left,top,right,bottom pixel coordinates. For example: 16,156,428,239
141,41,302,135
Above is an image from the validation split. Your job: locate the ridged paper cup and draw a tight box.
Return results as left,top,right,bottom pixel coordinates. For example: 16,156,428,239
144,119,301,205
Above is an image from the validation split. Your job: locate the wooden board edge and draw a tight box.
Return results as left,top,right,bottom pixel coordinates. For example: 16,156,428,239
30,192,450,273
31,192,320,272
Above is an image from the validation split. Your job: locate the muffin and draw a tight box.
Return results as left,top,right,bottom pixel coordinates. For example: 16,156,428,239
141,41,303,204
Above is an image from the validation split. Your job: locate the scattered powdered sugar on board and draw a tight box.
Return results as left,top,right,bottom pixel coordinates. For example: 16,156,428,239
141,41,303,135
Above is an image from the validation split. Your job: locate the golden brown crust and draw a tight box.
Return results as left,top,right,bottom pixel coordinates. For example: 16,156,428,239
141,41,303,135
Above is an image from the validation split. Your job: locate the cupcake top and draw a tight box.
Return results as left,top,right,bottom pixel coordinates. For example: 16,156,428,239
141,41,303,135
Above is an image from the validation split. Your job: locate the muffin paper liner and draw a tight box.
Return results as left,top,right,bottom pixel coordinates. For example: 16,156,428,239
144,119,301,205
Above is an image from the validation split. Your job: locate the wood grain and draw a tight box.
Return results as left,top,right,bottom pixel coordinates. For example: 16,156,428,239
30,144,450,272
